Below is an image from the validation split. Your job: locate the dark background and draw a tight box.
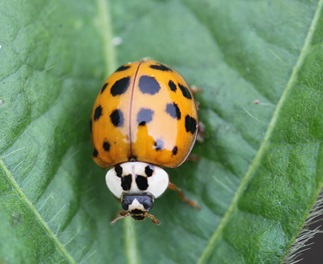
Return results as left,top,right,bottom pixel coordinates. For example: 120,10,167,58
296,220,323,263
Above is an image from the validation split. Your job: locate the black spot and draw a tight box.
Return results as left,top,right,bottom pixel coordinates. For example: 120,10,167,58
115,64,130,72
89,119,92,133
145,165,154,177
154,139,164,151
185,115,197,134
139,75,160,95
121,174,132,191
150,64,172,71
136,175,148,190
168,80,177,92
92,148,98,157
110,77,130,96
178,84,192,99
100,83,108,94
137,108,154,126
94,105,103,121
110,109,124,127
172,146,178,155
166,103,181,120
103,141,110,151
115,164,123,177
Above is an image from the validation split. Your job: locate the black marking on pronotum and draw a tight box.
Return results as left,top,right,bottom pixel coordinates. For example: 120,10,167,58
115,65,131,72
136,175,149,190
100,83,108,94
145,165,154,177
154,139,164,151
115,164,123,177
150,64,172,71
138,75,160,95
103,141,110,152
137,108,154,126
110,109,124,127
92,148,98,157
94,105,103,121
172,146,178,155
166,102,181,120
121,174,132,191
185,115,197,134
178,84,192,99
110,77,130,96
168,80,177,92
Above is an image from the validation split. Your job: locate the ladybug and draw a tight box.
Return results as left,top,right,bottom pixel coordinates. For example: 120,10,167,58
90,59,199,224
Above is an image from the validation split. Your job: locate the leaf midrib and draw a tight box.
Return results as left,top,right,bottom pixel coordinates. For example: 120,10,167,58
196,1,323,263
96,0,140,264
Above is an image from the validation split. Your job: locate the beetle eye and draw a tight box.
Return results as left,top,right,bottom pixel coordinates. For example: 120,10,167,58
142,196,153,210
121,193,154,212
121,195,132,210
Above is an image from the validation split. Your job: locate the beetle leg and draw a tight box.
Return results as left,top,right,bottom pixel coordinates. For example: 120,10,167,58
168,182,200,209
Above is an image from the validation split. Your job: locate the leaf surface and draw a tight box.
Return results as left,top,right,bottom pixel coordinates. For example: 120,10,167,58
1,0,323,263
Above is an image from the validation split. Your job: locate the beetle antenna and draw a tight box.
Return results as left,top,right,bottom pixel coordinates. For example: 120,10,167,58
145,212,160,225
110,211,130,225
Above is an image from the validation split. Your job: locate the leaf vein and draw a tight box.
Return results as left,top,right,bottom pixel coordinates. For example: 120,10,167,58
196,0,323,262
0,159,76,263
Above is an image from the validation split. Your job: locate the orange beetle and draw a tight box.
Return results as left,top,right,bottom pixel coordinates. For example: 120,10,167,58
90,60,198,224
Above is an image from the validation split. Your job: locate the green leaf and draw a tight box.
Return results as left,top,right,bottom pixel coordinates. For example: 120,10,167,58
1,0,323,263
